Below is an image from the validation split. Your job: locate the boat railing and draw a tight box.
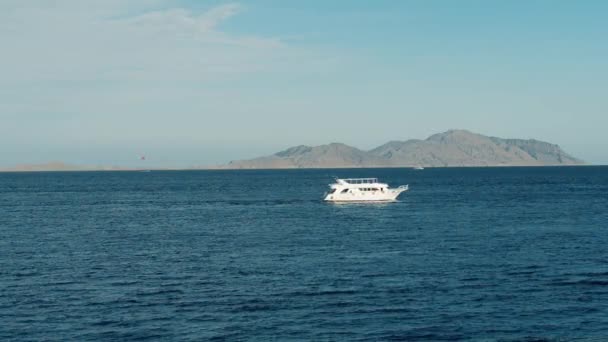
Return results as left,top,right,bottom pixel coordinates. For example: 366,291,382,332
340,178,379,184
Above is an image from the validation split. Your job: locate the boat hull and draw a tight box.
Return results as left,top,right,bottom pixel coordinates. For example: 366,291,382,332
324,187,408,202
325,199,398,203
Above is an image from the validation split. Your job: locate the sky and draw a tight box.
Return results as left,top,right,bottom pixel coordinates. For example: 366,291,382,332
1,0,607,167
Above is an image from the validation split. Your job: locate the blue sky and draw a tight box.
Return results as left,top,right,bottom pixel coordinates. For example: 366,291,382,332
1,0,607,167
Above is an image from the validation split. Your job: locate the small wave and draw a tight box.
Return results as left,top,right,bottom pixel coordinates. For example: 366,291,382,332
13,271,40,278
312,289,358,296
460,277,482,282
207,332,244,342
505,270,538,276
221,199,320,206
321,301,357,308
288,289,358,297
174,300,208,309
91,319,130,327
516,336,558,342
552,279,608,286
457,283,498,290
186,315,217,323
229,304,275,313
351,307,411,314
563,271,608,277
384,287,411,295
109,280,141,287
378,331,449,341
87,298,139,307
136,289,184,297
361,273,394,278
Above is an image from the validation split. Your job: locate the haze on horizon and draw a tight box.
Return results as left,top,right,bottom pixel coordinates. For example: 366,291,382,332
2,0,607,168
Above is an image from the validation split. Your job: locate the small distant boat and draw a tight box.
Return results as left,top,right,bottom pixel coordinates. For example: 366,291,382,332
324,178,408,202
413,166,424,170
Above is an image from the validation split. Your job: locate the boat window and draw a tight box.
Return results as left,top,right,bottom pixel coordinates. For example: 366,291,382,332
329,189,336,194
341,188,349,193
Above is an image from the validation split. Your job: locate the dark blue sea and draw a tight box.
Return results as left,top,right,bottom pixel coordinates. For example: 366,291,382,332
2,167,608,341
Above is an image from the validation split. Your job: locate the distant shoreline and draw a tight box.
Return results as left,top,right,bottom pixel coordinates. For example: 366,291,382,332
0,164,600,173
1,130,587,172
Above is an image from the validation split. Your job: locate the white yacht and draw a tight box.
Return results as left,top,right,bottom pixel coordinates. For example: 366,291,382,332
324,178,408,202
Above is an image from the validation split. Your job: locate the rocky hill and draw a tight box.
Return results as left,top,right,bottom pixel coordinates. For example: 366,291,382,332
224,143,388,169
222,130,584,169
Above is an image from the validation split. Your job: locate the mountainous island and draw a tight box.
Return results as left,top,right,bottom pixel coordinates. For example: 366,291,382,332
221,130,584,169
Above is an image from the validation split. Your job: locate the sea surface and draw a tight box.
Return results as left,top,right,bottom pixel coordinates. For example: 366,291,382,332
1,167,608,341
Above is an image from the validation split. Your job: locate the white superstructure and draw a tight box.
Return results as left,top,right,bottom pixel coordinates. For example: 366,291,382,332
324,178,408,202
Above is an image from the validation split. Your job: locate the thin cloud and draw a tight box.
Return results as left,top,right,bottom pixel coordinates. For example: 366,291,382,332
200,3,242,30
118,4,279,49
124,4,241,33
0,2,283,84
